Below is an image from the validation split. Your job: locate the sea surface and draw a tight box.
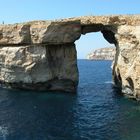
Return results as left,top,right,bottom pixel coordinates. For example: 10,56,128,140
0,60,140,140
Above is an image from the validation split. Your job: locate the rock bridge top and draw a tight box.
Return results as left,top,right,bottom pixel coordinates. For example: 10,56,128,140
0,15,140,46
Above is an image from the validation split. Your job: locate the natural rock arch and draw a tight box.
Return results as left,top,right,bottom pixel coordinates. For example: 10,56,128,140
0,15,140,99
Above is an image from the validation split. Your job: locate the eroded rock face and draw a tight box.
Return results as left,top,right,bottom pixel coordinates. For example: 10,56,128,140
0,20,81,92
0,24,31,44
0,15,140,98
0,44,78,92
113,25,140,99
0,21,81,45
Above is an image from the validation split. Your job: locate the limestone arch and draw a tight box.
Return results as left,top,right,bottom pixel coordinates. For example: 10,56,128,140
0,15,140,99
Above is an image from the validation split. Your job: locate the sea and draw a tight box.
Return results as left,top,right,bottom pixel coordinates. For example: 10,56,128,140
0,60,140,140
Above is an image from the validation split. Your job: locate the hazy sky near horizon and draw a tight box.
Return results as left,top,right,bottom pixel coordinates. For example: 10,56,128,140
0,0,140,58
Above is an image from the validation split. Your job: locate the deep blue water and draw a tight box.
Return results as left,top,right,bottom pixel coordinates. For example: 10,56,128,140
0,60,140,140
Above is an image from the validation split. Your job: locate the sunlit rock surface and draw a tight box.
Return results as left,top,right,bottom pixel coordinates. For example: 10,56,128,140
0,15,140,98
0,44,78,92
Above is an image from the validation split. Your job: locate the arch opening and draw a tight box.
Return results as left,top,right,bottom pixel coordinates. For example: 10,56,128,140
75,28,117,89
75,31,116,59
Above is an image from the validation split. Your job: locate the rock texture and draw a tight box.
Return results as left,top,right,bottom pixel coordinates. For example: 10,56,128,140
86,47,115,60
0,21,81,45
0,44,78,92
0,15,140,98
0,21,80,92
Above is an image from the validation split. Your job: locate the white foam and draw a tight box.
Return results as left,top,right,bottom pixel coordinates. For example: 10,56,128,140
104,81,114,84
0,126,8,140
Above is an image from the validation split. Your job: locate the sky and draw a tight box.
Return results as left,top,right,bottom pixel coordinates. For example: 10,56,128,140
0,0,140,58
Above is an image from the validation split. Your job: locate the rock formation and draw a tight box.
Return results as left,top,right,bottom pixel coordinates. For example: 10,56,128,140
0,15,140,99
0,21,80,92
86,47,115,60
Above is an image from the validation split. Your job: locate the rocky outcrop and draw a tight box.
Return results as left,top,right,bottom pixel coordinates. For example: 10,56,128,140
0,15,140,99
113,25,140,99
86,47,115,60
0,21,80,92
0,44,78,92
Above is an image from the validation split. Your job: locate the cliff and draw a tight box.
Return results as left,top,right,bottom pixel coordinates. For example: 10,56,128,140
0,15,140,100
87,47,115,60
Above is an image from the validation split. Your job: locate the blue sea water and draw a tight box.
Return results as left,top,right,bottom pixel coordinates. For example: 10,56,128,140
0,60,140,140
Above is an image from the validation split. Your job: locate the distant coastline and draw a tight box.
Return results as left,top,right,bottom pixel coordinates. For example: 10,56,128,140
86,47,116,60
